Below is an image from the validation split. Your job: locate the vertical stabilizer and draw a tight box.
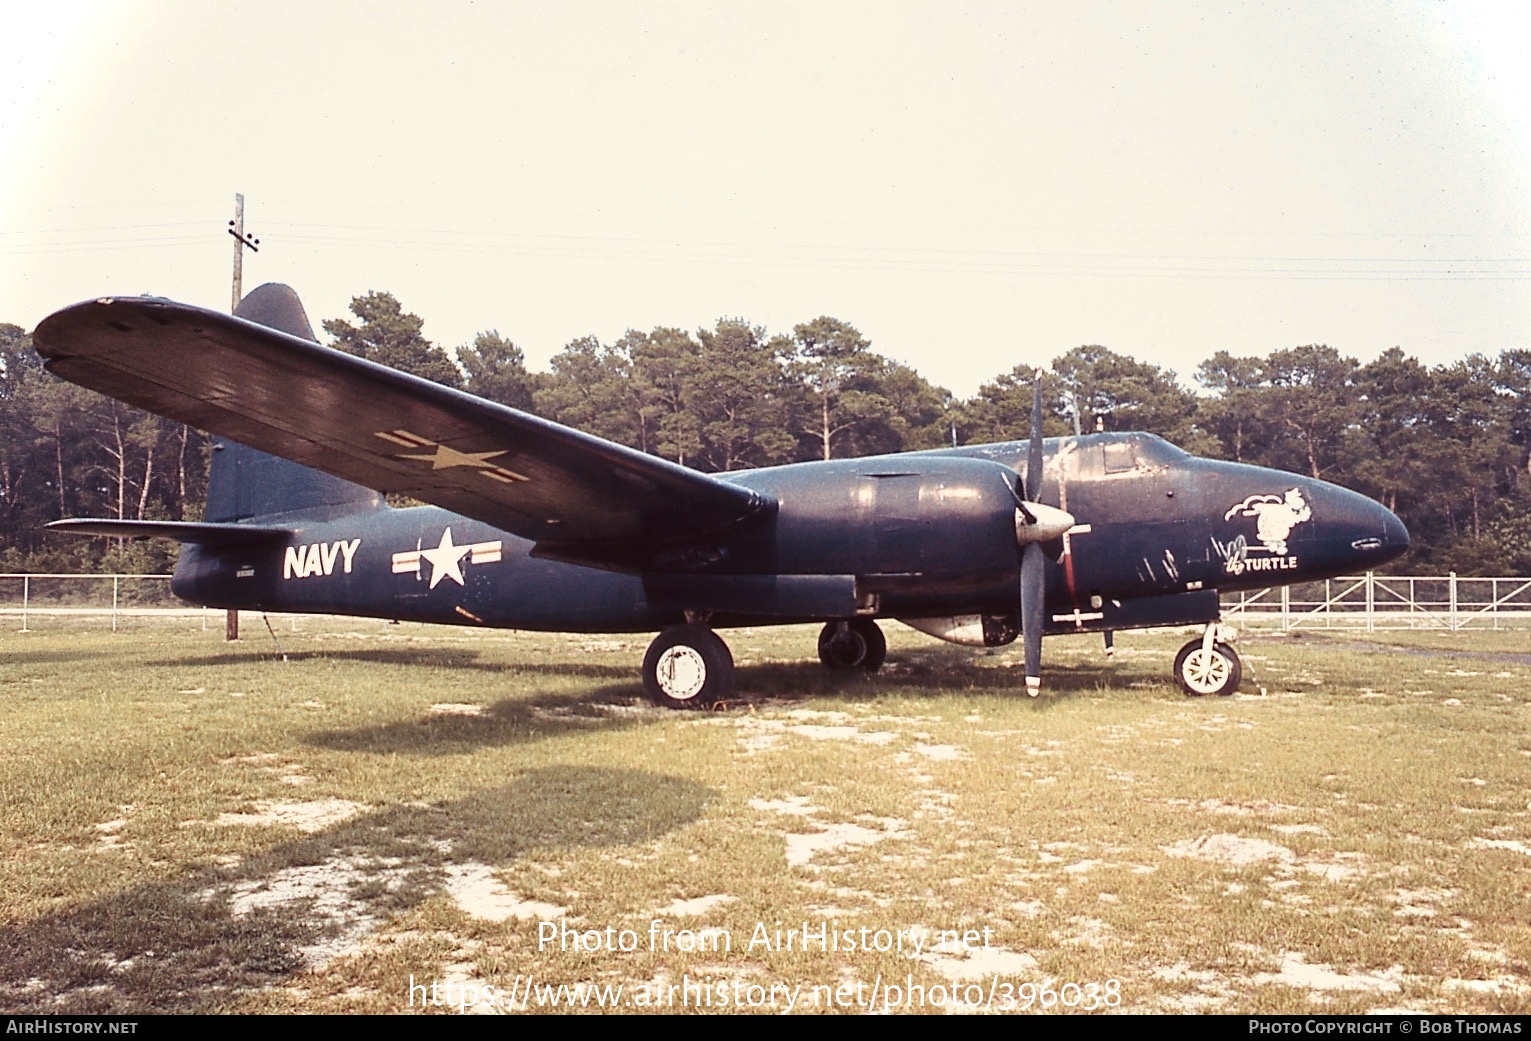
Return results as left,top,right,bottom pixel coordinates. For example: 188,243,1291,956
204,284,384,522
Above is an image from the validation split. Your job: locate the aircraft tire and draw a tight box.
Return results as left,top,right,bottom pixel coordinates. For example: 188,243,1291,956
817,619,887,671
1174,639,1242,697
643,624,735,709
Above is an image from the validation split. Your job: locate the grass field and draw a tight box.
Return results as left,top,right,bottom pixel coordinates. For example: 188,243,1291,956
1,616,1528,1014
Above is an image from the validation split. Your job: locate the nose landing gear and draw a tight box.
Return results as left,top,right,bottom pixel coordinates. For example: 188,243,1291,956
1174,624,1242,697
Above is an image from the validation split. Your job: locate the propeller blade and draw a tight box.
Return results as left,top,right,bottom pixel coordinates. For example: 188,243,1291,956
1007,472,1038,525
1021,540,1045,696
1026,373,1044,501
1003,418,1074,544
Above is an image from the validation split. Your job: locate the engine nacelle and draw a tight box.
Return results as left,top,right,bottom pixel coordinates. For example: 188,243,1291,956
900,613,1020,647
740,455,1037,584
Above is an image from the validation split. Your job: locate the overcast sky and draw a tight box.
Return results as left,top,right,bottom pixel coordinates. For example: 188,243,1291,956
3,1,1528,396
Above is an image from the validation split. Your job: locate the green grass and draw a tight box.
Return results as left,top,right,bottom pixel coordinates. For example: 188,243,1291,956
1,618,1528,1014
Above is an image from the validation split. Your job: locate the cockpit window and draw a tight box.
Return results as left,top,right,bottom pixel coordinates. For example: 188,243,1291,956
1069,433,1187,479
1102,440,1136,474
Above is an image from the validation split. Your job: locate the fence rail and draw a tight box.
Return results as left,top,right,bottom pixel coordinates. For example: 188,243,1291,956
5,571,1530,633
1221,573,1531,631
2,573,184,632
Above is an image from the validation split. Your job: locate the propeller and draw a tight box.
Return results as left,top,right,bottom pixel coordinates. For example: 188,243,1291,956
1008,376,1074,545
1017,374,1069,696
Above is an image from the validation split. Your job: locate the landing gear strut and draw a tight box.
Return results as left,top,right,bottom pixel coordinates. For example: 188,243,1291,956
643,624,735,709
817,619,887,671
1174,624,1242,697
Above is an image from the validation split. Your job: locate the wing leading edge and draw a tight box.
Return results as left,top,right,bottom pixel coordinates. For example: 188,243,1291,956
34,290,774,562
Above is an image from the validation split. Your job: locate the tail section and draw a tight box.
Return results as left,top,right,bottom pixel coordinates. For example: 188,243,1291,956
205,284,383,523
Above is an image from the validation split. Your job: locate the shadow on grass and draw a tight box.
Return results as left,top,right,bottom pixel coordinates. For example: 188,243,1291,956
733,651,1149,703
152,647,635,680
1292,635,1531,668
155,642,1160,703
1,648,101,666
304,684,651,756
305,649,1162,757
0,764,712,1014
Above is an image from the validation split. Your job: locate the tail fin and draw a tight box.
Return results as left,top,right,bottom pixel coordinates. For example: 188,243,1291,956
203,284,384,523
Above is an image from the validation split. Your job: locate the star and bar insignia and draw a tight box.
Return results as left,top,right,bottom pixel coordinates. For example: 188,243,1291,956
375,429,529,484
392,527,504,588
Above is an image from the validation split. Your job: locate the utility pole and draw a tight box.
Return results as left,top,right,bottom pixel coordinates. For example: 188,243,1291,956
228,192,260,311
224,193,259,641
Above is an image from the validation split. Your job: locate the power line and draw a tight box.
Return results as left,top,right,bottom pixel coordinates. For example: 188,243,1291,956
5,218,1528,280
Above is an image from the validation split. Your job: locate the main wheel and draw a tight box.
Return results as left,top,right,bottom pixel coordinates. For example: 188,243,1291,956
643,624,735,709
817,619,887,671
1174,639,1242,697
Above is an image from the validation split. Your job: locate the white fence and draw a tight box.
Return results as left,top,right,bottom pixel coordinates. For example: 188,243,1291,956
5,571,1531,633
1221,573,1531,631
0,572,196,632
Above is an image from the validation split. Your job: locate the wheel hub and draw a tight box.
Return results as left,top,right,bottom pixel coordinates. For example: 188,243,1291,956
825,633,867,668
655,646,708,700
1183,648,1231,694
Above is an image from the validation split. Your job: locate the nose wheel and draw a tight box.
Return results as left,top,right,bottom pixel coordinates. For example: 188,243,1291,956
643,624,735,709
817,619,887,671
1174,634,1242,697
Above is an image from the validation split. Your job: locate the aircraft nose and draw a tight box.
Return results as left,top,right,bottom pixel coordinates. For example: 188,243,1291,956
1312,483,1409,568
1214,466,1408,583
1379,504,1410,556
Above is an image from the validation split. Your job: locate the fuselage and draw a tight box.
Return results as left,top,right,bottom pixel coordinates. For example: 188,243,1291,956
172,432,1408,640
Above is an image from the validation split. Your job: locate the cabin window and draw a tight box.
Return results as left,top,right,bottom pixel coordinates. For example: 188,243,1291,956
1102,441,1136,474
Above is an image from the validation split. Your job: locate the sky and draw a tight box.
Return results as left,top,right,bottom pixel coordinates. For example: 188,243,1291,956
2,1,1528,398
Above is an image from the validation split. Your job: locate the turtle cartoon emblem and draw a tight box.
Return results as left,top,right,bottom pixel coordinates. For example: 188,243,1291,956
1223,488,1312,555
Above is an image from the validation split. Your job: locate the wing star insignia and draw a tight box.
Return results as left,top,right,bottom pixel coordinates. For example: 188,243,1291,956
374,429,529,483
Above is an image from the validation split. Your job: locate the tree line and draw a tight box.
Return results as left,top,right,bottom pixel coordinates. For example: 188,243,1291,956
3,291,1527,575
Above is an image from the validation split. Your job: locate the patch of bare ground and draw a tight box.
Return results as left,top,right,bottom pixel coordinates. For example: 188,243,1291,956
1163,834,1295,868
427,703,485,717
652,894,737,917
212,853,418,969
211,800,367,833
919,941,1039,981
442,863,569,922
1253,952,1405,995
92,807,133,851
748,793,908,868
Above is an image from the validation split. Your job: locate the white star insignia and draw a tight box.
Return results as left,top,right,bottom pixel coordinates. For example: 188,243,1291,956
416,527,471,589
392,532,504,587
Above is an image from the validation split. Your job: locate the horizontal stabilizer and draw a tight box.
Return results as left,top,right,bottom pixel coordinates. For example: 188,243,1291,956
47,518,293,545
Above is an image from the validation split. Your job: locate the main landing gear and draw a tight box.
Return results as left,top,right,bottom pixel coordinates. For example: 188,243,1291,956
1174,624,1242,697
641,618,890,710
642,623,735,709
817,619,887,671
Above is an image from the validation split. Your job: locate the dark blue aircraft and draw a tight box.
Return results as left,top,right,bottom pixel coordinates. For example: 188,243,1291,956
33,284,1408,706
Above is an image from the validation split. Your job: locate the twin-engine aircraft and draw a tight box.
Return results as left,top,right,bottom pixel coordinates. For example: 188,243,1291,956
33,284,1409,706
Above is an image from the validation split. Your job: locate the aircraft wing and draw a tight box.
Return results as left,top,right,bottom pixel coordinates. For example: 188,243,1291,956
33,296,774,558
